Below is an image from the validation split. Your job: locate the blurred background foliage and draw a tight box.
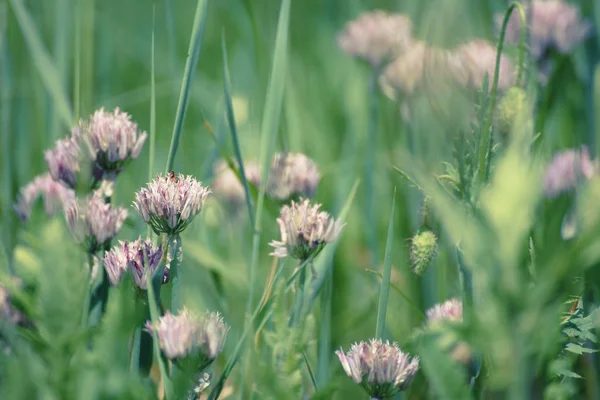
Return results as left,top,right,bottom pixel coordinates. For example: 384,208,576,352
2,0,600,399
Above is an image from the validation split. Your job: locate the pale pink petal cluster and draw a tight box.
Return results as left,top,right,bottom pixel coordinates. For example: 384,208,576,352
134,173,211,235
455,40,516,92
543,146,597,198
103,237,163,289
337,10,414,67
426,298,463,324
14,173,76,222
146,309,229,366
44,136,83,188
267,152,320,200
78,107,147,174
65,193,127,250
499,0,591,60
212,160,260,210
269,198,344,261
336,339,419,398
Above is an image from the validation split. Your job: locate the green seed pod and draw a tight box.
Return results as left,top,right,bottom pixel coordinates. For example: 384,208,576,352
410,230,438,275
495,87,529,140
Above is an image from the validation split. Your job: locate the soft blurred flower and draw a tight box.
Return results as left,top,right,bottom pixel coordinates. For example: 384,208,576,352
146,309,229,370
336,339,419,399
77,107,147,180
269,198,344,261
499,0,591,60
337,10,414,68
410,230,438,276
134,172,211,235
212,160,260,211
426,298,463,324
14,173,76,222
380,41,466,98
455,39,516,92
103,245,128,286
44,136,83,188
267,152,320,200
65,193,127,252
543,147,597,198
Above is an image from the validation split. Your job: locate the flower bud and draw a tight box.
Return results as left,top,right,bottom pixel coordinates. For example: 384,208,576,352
410,230,438,275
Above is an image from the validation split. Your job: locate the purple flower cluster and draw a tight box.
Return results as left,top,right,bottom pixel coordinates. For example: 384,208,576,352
134,173,211,235
426,298,463,324
103,237,163,289
14,173,75,222
44,136,83,189
543,147,597,198
146,309,229,370
65,192,128,251
336,339,419,399
269,198,345,261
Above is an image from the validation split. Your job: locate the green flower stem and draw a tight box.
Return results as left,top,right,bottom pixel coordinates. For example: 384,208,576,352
365,68,380,270
288,262,308,327
80,252,95,328
129,326,142,373
167,234,183,312
477,2,526,184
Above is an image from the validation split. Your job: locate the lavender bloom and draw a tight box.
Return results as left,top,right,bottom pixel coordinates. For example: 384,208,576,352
380,41,467,98
134,173,211,235
44,136,83,188
337,10,414,68
124,237,163,289
543,147,597,198
14,173,76,222
65,194,127,252
269,198,345,261
499,0,591,61
455,40,516,92
77,107,147,179
267,153,320,200
146,309,229,370
212,160,261,210
426,298,463,324
103,237,163,288
336,339,419,399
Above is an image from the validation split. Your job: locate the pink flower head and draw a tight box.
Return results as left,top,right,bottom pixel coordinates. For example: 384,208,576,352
44,136,83,188
14,173,75,222
543,146,597,198
426,298,463,324
267,152,320,200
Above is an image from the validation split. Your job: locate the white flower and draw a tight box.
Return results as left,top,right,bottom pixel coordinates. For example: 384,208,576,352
426,298,463,324
267,152,320,200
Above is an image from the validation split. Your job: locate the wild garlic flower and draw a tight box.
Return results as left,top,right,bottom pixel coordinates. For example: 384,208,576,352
14,173,76,222
337,10,414,68
543,147,597,198
65,193,127,252
146,309,229,370
380,41,466,98
455,40,516,92
103,237,163,289
426,298,463,324
134,172,211,235
269,198,344,261
267,152,320,200
76,107,147,180
499,0,591,61
212,160,260,210
336,339,419,399
44,136,83,188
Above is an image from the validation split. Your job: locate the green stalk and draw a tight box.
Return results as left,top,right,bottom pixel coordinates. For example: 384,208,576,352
9,0,73,127
477,2,526,184
316,261,333,387
222,36,256,227
167,234,183,312
365,68,379,270
375,188,396,339
148,5,156,238
49,0,69,142
146,256,173,400
129,326,142,373
164,0,208,173
288,262,307,327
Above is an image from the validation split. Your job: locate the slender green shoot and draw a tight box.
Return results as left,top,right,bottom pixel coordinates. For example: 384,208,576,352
9,0,73,127
303,351,318,391
165,0,209,173
148,5,157,238
375,188,396,339
222,35,256,227
478,2,526,184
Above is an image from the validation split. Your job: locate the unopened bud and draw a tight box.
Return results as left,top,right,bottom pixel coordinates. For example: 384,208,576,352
410,230,438,275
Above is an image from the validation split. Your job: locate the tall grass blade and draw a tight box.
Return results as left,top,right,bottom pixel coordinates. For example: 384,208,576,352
375,188,396,339
165,0,208,173
9,0,73,127
48,0,69,142
222,35,256,227
148,5,157,238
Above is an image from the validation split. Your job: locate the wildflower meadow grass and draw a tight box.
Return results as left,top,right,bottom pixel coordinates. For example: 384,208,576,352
2,0,600,399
